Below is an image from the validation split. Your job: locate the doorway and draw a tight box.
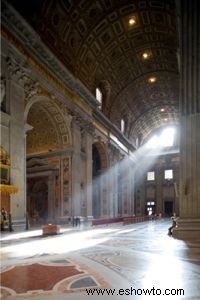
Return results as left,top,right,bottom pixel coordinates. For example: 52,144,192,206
27,177,48,225
92,145,101,218
164,201,173,217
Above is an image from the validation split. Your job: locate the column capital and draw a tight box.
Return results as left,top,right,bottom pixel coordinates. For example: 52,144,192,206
6,56,29,86
24,123,33,134
72,112,95,135
24,78,40,103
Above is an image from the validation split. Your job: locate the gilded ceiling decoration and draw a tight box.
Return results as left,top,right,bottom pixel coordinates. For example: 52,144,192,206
9,0,179,143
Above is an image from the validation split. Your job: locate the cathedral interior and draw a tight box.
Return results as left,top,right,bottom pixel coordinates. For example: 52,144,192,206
0,0,200,299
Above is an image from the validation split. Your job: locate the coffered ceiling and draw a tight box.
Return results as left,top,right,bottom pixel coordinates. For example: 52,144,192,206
8,0,179,145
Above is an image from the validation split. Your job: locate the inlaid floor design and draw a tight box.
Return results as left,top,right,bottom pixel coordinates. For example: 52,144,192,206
1,220,200,299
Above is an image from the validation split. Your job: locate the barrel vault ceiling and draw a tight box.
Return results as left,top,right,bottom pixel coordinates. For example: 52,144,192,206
8,0,179,145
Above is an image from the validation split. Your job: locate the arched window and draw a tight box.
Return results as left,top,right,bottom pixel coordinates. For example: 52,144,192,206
96,88,102,109
121,118,125,133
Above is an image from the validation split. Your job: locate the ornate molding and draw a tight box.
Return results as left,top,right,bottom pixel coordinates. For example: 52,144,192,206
1,0,98,109
107,142,122,164
2,26,93,118
1,0,135,153
72,112,94,135
6,56,28,85
24,79,41,103
58,103,74,129
0,76,6,105
0,111,10,128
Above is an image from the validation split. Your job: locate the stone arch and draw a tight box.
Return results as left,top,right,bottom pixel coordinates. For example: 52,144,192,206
92,141,109,171
25,95,72,154
92,141,109,219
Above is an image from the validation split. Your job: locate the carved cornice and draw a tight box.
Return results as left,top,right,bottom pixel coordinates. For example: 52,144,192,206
93,109,135,152
1,0,135,153
27,149,73,160
1,0,98,109
2,27,93,117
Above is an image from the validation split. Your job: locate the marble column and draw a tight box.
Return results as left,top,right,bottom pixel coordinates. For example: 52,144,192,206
173,0,200,239
85,132,93,218
108,163,118,218
107,147,120,217
156,167,163,215
48,174,56,221
101,171,108,218
7,62,26,229
114,165,119,217
71,120,81,216
24,123,33,226
174,165,180,214
127,163,133,215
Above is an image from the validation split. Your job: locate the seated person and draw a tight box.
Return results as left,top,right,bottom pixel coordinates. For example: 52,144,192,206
168,213,178,235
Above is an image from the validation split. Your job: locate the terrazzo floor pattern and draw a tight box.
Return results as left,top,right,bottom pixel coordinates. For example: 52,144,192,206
0,219,200,300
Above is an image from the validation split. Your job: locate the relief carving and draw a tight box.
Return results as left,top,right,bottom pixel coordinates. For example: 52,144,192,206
6,56,28,85
59,103,73,128
0,76,6,108
24,79,40,103
72,112,94,135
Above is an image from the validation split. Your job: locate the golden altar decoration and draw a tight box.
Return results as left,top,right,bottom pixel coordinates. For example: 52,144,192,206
0,184,19,195
0,147,18,196
0,147,10,184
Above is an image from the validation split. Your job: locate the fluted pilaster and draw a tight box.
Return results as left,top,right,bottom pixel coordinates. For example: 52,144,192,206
173,0,200,239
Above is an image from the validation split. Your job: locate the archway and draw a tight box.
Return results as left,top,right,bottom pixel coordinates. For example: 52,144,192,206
25,96,72,225
92,142,108,218
27,178,48,224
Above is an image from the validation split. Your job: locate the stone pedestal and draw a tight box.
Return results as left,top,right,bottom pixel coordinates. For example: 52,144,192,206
42,224,60,235
173,219,200,239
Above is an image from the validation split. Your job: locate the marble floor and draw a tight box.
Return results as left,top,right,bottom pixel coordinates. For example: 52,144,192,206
0,219,200,300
